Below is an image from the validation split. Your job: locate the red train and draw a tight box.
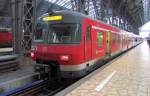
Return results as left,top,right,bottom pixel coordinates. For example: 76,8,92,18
31,10,143,79
0,28,12,48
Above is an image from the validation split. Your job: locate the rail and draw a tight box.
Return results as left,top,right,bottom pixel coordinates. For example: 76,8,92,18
0,55,19,73
0,80,46,96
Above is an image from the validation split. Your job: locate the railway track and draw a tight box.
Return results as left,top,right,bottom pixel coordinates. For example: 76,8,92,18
0,55,19,73
0,80,46,96
0,78,77,96
38,79,77,96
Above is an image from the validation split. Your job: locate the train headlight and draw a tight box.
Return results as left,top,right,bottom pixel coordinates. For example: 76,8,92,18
31,52,35,58
60,55,70,61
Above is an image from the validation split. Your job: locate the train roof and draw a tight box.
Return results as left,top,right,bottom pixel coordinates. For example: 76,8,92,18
41,10,140,37
40,10,89,24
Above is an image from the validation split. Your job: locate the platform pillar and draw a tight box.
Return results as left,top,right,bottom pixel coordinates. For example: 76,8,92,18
11,0,36,55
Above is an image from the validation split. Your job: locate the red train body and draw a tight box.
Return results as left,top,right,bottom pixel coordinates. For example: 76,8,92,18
0,28,12,47
31,10,142,78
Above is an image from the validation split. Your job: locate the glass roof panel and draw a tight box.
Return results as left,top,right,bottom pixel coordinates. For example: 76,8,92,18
47,0,72,9
143,0,150,22
46,0,100,19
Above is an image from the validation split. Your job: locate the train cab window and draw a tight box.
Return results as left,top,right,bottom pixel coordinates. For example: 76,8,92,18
47,23,81,44
86,26,91,41
97,32,103,47
34,22,81,44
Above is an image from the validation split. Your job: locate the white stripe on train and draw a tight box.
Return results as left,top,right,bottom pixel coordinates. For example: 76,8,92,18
60,58,98,71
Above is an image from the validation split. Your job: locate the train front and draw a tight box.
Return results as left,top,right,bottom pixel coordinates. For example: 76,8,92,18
31,11,84,78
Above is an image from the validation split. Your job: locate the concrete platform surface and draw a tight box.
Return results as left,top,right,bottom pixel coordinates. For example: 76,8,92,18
66,42,150,96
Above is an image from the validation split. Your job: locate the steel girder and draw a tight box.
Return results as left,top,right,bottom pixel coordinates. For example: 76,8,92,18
22,0,36,54
11,0,22,54
143,0,150,23
71,0,90,14
69,0,142,34
11,0,36,54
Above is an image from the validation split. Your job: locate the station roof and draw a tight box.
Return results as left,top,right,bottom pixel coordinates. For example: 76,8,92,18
46,0,149,28
0,0,149,28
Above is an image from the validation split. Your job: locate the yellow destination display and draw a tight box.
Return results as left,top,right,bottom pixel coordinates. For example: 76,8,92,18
43,16,62,21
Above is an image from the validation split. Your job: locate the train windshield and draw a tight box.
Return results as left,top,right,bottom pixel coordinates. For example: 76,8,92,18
34,23,81,44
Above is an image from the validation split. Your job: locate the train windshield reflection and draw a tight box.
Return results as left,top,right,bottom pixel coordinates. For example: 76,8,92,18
34,23,81,44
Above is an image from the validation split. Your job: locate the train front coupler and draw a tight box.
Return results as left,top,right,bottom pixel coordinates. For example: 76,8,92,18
34,63,50,80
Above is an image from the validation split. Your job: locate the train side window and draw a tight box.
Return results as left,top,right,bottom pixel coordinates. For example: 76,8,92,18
117,34,120,43
112,33,117,44
86,26,91,41
97,32,103,47
113,33,120,44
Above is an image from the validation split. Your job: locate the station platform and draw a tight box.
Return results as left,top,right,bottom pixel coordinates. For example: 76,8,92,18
0,58,38,93
64,42,150,96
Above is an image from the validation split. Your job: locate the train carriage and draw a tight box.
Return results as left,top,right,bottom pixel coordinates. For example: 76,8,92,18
31,10,142,79
0,28,12,48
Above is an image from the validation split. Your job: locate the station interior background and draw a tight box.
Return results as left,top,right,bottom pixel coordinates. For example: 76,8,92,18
140,21,150,38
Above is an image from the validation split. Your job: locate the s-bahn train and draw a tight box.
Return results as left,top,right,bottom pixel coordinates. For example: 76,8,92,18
31,10,143,79
0,28,12,48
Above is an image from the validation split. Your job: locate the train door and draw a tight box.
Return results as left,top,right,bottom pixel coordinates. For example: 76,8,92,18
85,25,92,61
121,34,125,51
106,31,111,57
119,33,123,51
96,31,105,58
